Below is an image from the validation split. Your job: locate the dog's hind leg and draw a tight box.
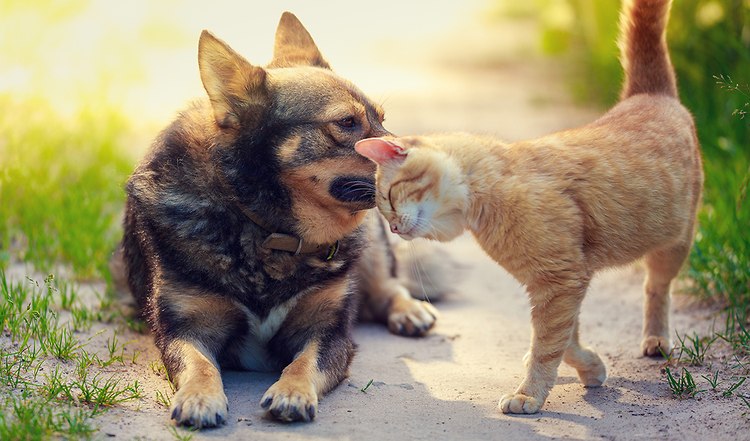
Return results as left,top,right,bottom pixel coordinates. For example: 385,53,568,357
356,212,439,336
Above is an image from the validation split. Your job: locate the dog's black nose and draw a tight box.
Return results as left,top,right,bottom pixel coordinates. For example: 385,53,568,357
329,176,375,205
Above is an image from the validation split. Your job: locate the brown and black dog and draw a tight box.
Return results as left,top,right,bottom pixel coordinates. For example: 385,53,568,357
117,13,439,428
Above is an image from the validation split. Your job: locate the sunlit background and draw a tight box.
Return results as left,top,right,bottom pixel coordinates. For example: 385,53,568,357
0,0,494,132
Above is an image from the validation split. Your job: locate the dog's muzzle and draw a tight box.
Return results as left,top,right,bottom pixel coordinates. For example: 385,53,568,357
329,176,376,207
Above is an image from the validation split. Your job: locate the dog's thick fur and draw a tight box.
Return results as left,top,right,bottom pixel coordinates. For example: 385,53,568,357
117,13,438,428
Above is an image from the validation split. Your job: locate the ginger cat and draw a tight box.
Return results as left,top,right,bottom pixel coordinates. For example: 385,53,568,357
355,0,702,415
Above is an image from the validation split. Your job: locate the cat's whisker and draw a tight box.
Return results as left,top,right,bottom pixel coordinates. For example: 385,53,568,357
406,242,427,301
408,240,441,304
420,216,452,240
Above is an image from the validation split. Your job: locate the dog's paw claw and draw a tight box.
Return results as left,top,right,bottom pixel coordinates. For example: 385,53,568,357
261,381,318,422
261,396,273,409
170,387,229,429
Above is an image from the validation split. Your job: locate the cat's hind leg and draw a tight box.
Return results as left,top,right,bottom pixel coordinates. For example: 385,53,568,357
563,315,606,387
641,237,692,357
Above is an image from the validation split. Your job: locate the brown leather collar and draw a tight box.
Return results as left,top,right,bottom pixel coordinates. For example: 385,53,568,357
236,200,339,257
216,171,338,257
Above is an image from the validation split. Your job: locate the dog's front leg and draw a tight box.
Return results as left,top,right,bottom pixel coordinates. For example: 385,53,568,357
151,288,247,429
261,278,356,422
167,339,229,428
260,339,331,422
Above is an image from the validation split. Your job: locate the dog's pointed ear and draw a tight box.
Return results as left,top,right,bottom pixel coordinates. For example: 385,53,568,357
269,12,330,69
198,30,269,130
355,138,408,165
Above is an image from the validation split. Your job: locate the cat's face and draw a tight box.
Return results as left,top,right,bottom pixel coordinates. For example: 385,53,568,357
355,136,468,242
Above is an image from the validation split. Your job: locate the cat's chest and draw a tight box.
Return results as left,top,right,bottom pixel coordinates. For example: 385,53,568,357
468,227,552,286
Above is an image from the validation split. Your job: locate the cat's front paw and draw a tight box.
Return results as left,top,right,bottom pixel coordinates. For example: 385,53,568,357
388,295,439,337
641,335,671,357
170,383,229,428
499,393,542,414
260,379,318,422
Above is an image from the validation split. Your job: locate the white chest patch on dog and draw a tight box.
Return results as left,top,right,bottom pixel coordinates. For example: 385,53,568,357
235,295,302,372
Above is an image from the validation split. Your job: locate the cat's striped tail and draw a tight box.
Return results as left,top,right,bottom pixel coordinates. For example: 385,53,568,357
617,0,678,100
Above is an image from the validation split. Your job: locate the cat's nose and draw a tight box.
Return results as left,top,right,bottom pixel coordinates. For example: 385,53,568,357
390,223,400,234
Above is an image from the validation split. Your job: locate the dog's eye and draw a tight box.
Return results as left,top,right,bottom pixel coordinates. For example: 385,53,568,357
337,117,356,129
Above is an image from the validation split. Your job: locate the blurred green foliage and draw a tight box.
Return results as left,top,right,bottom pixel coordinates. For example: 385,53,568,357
0,95,133,279
0,1,144,279
0,0,196,279
669,1,749,326
527,0,750,326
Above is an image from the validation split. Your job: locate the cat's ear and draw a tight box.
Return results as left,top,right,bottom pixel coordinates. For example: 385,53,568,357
355,138,407,165
198,30,269,130
268,12,331,69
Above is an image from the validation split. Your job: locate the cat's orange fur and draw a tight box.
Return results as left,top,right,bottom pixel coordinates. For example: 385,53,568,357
355,0,702,415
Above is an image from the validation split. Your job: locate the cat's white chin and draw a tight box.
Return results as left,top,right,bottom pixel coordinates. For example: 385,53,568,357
396,233,417,241
392,224,421,241
393,225,429,241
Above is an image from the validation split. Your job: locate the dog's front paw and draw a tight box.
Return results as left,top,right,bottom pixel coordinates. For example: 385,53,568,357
499,393,542,414
170,384,229,429
641,335,671,357
261,380,318,422
388,295,439,337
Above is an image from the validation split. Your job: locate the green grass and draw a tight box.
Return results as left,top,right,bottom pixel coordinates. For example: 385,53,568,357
674,331,718,366
665,366,705,398
360,379,374,393
168,425,198,441
0,3,196,439
660,330,749,408
671,1,750,345
0,270,143,439
0,393,96,441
